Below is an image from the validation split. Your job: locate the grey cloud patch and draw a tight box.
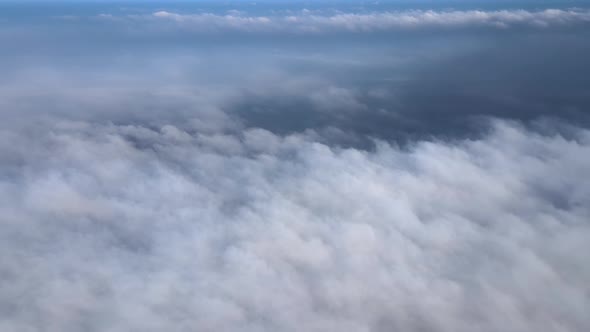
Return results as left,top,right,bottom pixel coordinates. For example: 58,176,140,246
1,119,589,331
230,36,590,146
2,47,588,149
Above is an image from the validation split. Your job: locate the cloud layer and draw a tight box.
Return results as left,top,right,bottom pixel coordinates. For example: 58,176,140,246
128,9,590,34
2,2,590,331
1,119,589,332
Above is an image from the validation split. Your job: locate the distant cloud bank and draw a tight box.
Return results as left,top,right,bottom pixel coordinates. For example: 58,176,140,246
105,9,590,33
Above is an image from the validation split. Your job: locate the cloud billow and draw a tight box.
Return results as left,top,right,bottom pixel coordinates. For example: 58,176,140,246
0,119,589,331
136,9,590,34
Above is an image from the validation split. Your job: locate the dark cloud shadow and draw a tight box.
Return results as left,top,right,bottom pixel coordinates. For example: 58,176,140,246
233,31,590,147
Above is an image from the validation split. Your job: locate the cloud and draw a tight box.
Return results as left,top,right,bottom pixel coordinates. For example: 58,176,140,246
0,118,589,332
2,35,589,147
2,4,590,330
125,9,590,34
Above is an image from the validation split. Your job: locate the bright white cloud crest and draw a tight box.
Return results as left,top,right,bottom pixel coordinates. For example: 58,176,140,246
134,9,590,33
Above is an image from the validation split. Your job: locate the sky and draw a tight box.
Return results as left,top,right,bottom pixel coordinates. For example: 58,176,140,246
0,1,589,331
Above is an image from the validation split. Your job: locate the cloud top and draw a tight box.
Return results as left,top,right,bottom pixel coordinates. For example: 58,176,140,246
129,9,590,33
1,119,589,331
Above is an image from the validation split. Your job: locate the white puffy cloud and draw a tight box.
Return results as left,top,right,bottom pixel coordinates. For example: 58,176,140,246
118,9,590,34
0,119,589,331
